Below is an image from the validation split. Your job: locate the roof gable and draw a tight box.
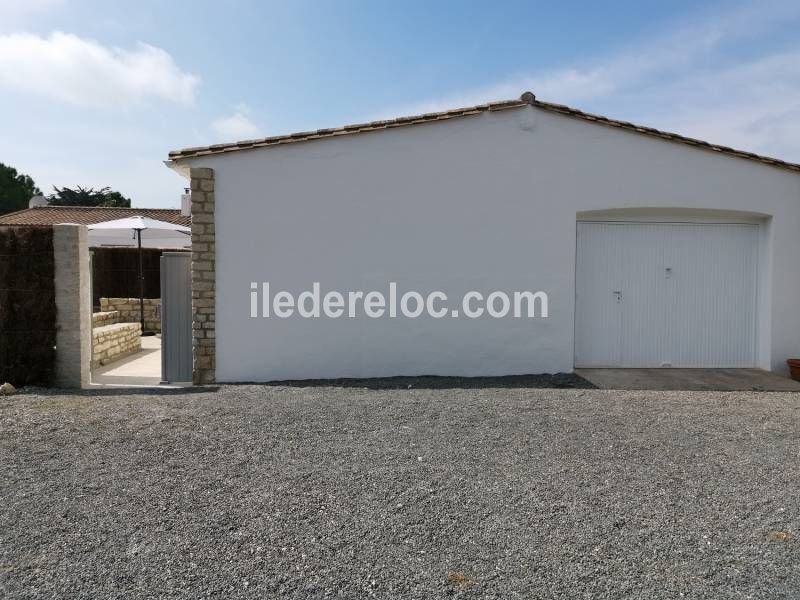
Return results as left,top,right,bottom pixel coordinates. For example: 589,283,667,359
168,92,800,174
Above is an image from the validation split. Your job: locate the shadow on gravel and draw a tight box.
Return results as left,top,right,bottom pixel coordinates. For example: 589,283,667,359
257,373,596,390
18,386,219,397
18,375,596,395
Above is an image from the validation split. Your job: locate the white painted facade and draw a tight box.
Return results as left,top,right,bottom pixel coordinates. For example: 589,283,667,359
174,104,800,382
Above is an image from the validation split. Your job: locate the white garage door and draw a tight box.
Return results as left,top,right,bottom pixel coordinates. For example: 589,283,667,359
575,222,759,368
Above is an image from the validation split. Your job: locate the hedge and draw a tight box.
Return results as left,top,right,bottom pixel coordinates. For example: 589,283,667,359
0,227,56,386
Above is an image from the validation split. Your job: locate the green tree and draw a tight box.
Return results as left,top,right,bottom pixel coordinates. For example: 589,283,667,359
0,162,41,215
48,185,131,208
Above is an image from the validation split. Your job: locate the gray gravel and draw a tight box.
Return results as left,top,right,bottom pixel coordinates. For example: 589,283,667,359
1,385,799,599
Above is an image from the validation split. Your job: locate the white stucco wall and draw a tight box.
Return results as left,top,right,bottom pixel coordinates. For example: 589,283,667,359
179,105,800,381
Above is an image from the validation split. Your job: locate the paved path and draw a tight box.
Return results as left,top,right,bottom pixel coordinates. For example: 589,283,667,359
577,368,800,391
92,335,162,386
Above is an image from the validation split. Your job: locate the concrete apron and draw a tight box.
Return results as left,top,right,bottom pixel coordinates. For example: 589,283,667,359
90,336,189,389
575,368,800,391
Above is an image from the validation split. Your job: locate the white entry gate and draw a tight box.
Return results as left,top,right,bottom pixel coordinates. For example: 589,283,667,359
575,221,759,368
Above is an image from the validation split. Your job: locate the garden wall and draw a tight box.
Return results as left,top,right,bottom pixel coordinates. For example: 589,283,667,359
100,297,161,332
92,322,141,368
92,310,119,328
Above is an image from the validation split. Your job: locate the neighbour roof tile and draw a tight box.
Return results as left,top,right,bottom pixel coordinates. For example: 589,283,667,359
0,206,190,227
167,92,800,173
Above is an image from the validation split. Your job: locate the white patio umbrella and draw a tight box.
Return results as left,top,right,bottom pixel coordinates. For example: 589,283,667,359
87,216,191,333
86,216,191,249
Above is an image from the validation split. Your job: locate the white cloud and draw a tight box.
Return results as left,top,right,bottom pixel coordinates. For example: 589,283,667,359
0,0,65,30
377,0,800,162
0,31,199,107
211,105,262,140
636,50,800,160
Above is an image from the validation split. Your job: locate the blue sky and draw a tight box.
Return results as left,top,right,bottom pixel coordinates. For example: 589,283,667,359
1,0,800,208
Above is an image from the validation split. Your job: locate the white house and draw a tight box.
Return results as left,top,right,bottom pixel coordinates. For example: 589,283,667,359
167,92,800,383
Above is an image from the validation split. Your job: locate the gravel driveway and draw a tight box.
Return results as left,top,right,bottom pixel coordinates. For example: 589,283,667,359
1,385,798,599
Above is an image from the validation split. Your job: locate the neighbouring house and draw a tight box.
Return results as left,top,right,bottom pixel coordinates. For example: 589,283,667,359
166,92,800,384
0,205,190,228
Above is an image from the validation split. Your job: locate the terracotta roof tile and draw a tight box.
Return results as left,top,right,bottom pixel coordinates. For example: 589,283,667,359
168,98,529,161
167,92,800,174
0,206,190,227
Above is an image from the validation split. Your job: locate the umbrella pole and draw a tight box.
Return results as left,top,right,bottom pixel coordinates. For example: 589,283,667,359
137,229,145,334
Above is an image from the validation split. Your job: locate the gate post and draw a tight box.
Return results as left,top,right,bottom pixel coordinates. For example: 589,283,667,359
190,167,216,384
53,224,91,387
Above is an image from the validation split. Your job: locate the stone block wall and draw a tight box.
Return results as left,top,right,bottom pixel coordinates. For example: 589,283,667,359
92,310,119,328
190,167,216,384
92,322,142,368
99,297,161,332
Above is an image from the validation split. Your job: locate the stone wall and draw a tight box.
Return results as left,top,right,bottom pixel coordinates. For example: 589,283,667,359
92,310,119,328
92,322,142,368
53,224,91,388
190,167,216,384
99,297,161,332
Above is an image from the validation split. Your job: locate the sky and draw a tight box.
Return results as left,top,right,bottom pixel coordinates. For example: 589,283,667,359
1,0,800,208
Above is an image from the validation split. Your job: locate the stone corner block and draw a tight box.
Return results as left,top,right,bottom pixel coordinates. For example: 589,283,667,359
190,167,214,179
189,168,216,385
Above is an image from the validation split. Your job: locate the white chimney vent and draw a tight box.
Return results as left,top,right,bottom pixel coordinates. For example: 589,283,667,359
180,189,191,216
29,194,48,208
